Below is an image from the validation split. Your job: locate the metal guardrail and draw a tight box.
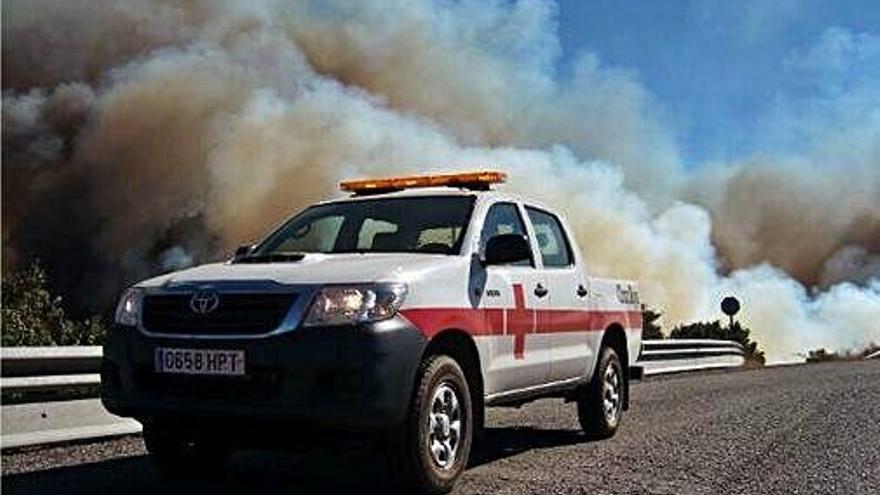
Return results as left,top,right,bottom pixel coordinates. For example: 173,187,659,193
0,346,139,449
1,340,747,449
637,339,746,375
1,346,102,376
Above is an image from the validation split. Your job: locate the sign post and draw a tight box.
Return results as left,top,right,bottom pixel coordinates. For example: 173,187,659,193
721,296,740,328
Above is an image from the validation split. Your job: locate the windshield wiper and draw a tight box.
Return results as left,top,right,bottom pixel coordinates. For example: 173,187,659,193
234,252,307,264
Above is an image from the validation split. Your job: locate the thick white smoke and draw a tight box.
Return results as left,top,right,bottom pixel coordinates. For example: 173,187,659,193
3,0,878,362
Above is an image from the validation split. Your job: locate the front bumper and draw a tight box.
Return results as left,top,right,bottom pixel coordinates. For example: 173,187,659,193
101,316,426,430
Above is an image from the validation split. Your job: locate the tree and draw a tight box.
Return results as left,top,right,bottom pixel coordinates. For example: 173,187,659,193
802,343,880,362
1,261,105,346
805,348,840,363
670,320,765,365
859,343,880,359
641,308,664,340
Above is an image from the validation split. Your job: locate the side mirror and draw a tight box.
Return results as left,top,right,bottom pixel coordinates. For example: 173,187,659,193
483,234,531,266
233,244,254,260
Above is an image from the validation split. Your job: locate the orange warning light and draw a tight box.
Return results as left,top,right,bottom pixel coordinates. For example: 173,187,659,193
339,171,507,194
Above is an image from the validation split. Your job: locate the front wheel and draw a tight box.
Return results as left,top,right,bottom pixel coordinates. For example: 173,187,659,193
388,355,473,494
577,346,624,439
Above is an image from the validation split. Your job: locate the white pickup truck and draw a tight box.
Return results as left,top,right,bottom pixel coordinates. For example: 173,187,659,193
102,171,642,494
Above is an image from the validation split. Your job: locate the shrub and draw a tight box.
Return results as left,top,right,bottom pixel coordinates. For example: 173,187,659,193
641,308,664,340
804,344,880,362
1,261,105,346
670,320,766,365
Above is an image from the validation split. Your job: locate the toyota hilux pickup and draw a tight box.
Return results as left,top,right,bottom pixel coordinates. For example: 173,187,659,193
102,171,642,494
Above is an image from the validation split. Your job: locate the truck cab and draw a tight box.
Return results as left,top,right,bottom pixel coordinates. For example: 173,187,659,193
102,171,642,494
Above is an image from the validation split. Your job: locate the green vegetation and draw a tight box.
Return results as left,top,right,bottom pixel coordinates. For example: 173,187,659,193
805,348,843,363
640,307,766,366
804,344,879,363
1,261,106,346
670,320,765,365
641,308,664,340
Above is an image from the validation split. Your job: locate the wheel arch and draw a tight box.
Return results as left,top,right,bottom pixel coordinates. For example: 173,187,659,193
601,323,630,410
422,329,485,433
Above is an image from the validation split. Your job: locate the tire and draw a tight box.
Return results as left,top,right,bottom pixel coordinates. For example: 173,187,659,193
388,355,474,495
577,346,624,439
143,421,229,480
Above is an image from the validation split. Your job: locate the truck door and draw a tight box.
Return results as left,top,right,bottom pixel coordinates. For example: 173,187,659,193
525,207,593,382
477,202,551,395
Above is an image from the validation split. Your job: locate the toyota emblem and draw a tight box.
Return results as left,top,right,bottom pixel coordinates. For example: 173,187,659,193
189,290,220,315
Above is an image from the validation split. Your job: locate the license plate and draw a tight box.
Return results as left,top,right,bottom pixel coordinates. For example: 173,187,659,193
154,348,245,376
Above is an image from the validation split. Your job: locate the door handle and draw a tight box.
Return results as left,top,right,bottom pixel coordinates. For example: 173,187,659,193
577,285,588,298
534,284,548,298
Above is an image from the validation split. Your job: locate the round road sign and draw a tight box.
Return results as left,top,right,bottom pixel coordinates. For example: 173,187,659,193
721,296,740,317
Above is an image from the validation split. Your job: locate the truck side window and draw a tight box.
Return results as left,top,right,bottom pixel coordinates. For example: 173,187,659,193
526,207,573,267
480,203,531,266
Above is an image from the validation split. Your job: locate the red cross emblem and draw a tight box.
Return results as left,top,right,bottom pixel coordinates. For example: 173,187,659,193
507,284,534,360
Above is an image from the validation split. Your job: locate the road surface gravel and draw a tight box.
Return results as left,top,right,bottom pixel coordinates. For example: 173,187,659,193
3,361,878,494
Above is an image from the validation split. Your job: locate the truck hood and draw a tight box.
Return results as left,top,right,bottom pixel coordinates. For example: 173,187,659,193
137,253,466,288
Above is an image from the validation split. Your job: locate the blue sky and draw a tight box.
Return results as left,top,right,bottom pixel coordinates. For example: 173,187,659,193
556,0,880,166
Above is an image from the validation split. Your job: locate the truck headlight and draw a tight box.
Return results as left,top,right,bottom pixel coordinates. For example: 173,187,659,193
304,283,407,327
114,288,143,326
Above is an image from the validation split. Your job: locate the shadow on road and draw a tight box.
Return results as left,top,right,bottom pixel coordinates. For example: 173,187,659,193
3,427,594,495
468,426,590,468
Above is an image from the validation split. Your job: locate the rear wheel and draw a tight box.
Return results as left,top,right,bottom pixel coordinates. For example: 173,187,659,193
577,346,624,439
143,421,229,479
388,355,473,494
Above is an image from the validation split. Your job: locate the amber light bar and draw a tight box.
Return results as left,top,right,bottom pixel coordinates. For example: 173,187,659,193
339,170,507,194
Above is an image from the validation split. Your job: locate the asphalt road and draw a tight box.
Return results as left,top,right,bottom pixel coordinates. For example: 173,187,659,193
3,361,879,494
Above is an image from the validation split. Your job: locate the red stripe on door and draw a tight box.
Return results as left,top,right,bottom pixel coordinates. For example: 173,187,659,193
548,309,643,332
399,307,642,338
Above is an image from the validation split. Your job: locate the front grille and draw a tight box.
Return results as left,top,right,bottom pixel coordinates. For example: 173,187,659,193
142,292,296,335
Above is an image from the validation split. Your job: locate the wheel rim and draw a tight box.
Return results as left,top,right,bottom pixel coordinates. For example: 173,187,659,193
602,362,621,426
427,381,463,470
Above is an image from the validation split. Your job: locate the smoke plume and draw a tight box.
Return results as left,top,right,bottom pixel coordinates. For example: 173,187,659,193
3,0,878,362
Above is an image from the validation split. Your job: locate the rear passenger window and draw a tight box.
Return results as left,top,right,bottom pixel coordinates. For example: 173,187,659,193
480,203,531,266
526,208,573,267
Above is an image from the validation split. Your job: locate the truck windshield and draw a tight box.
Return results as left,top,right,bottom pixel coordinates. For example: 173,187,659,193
251,196,475,256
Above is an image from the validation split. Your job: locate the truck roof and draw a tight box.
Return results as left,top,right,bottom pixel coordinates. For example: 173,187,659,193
319,186,550,210
320,171,555,212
